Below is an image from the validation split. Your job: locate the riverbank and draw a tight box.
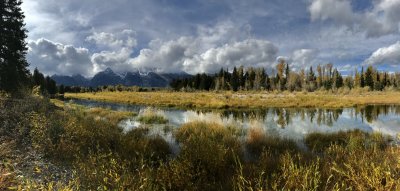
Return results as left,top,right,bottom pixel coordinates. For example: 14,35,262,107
65,89,400,109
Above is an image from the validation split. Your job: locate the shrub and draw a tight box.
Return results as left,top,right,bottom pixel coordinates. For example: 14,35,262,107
245,127,298,160
305,130,391,153
120,127,171,164
169,121,242,190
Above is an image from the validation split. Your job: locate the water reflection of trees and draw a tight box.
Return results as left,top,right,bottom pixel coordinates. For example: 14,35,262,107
354,105,400,123
195,105,400,128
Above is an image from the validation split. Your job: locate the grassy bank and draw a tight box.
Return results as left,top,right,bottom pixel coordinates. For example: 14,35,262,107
1,96,400,190
65,89,400,109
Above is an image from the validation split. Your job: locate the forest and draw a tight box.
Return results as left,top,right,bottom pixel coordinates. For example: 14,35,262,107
171,60,396,92
62,62,397,94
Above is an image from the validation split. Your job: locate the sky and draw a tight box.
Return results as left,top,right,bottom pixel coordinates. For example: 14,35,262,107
22,0,400,77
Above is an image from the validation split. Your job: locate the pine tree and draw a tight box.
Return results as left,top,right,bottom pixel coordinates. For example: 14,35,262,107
374,72,382,91
230,67,239,91
0,0,30,95
360,67,365,88
333,69,343,89
32,68,46,93
238,66,245,90
365,66,374,90
58,85,65,95
33,68,44,86
45,76,57,95
307,66,316,82
285,62,290,83
307,66,316,91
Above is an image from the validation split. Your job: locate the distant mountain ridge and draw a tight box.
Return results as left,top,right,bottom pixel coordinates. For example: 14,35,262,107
51,68,192,87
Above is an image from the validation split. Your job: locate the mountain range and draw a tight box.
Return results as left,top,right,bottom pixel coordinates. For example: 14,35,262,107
51,68,192,87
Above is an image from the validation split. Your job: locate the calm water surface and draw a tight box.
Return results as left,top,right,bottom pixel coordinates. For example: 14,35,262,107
67,99,400,141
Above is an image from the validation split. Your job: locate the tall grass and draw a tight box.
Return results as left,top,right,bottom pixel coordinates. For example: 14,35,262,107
1,97,400,190
66,89,400,109
137,107,169,124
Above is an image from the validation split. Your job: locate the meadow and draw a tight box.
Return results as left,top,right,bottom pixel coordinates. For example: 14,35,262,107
65,88,400,109
1,96,399,190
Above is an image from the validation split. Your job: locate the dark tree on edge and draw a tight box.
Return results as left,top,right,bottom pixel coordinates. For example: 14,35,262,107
0,0,30,95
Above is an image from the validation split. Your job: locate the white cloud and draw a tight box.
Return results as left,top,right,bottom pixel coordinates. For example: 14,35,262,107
291,49,319,68
309,0,400,37
309,0,354,25
124,21,279,74
86,30,137,49
27,38,93,76
91,48,134,73
185,39,278,73
364,41,400,66
129,37,278,74
28,23,280,76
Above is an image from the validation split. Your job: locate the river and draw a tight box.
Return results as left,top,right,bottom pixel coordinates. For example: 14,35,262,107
67,99,400,142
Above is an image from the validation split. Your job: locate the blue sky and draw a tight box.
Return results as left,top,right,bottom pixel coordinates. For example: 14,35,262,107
22,0,400,76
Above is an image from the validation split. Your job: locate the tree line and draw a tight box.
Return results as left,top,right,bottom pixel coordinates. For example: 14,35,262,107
62,85,157,93
170,60,398,92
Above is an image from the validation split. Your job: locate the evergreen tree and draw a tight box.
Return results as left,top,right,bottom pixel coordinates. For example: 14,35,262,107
344,76,353,89
383,72,389,87
360,67,365,88
230,67,239,91
265,73,271,91
374,72,382,91
365,66,374,89
0,0,30,94
307,66,316,91
59,85,65,95
45,76,57,95
285,62,290,84
238,66,245,90
32,68,47,93
247,68,256,90
193,74,201,89
332,69,343,89
307,66,316,82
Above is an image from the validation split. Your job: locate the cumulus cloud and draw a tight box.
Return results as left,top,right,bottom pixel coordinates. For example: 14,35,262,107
364,41,400,66
27,24,280,76
291,49,319,68
184,39,278,73
27,38,93,76
88,21,279,74
86,29,138,73
86,29,137,49
91,48,134,73
309,0,354,25
129,37,278,74
309,0,400,37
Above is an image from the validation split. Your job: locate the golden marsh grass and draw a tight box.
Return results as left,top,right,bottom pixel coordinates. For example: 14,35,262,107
65,89,400,109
